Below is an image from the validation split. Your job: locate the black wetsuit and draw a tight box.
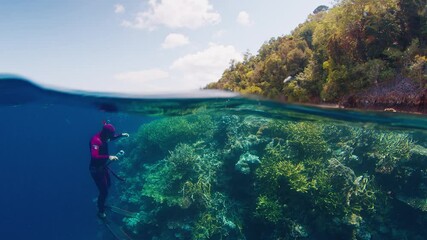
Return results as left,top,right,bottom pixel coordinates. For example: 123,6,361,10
89,132,123,214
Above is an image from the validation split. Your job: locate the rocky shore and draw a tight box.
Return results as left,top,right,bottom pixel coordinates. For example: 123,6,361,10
340,78,427,114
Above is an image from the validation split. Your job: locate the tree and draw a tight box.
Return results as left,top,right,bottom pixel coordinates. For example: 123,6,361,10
398,0,427,46
313,5,329,14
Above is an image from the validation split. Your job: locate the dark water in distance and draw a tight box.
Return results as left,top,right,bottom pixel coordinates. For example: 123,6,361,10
2,75,427,240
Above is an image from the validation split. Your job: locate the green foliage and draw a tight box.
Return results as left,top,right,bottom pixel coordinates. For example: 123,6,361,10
208,0,427,103
322,63,350,101
284,80,310,102
409,55,427,85
208,37,312,99
352,59,396,87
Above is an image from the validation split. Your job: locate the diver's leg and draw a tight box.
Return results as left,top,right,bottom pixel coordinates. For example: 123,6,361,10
97,171,109,214
90,168,109,216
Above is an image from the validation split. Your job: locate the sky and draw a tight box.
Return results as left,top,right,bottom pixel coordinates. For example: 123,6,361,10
0,0,330,94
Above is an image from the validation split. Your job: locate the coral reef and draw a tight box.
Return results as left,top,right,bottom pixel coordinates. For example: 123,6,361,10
113,112,427,240
235,152,260,174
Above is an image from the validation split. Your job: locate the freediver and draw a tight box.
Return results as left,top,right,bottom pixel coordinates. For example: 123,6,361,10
89,122,129,219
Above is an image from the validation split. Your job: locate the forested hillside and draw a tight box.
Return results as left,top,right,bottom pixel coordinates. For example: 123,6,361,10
207,0,427,108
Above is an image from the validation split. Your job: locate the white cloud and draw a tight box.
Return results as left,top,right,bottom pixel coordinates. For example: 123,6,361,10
110,44,242,93
115,69,169,82
122,0,221,30
113,69,172,93
237,11,252,26
114,4,125,14
170,43,243,87
162,33,190,49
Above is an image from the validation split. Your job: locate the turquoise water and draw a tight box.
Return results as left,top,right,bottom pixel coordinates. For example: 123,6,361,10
2,75,427,240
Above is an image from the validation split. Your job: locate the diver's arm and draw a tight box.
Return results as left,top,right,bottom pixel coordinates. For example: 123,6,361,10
91,146,118,165
111,132,130,141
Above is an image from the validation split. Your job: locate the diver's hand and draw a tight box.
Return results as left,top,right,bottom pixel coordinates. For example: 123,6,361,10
109,155,119,161
122,133,130,137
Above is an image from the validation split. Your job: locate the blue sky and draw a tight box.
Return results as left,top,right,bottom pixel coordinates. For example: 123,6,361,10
0,0,330,93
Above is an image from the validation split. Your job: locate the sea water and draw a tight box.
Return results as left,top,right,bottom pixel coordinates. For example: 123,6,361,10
1,76,427,240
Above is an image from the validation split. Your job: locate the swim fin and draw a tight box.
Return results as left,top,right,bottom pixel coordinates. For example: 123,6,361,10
106,205,138,218
101,217,133,240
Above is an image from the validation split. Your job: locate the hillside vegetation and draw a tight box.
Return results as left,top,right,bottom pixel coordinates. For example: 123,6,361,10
207,0,427,107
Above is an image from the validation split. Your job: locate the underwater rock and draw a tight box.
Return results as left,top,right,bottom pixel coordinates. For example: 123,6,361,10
235,152,260,174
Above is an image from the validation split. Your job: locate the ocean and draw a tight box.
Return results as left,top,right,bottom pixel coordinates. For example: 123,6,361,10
1,75,427,240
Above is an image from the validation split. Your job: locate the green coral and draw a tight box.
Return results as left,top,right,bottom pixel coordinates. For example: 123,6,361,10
142,143,220,207
135,114,215,160
256,144,313,194
193,212,221,239
285,122,329,159
255,195,284,223
314,158,378,218
181,177,212,208
253,121,385,238
192,192,243,240
368,132,414,174
118,115,244,239
114,113,426,239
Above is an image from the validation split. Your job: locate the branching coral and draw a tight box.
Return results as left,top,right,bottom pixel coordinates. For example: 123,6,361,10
181,177,212,208
141,143,221,207
192,193,243,240
255,195,284,223
368,132,414,174
256,140,314,195
114,112,423,239
132,114,215,161
284,122,329,159
314,158,378,218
